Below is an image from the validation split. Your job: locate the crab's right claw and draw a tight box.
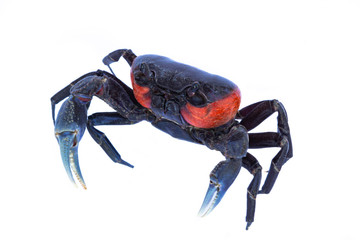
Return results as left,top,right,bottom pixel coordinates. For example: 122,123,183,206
198,158,242,217
54,96,88,189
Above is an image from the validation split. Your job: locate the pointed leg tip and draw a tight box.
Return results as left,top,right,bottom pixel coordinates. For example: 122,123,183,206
119,160,134,168
124,162,134,168
246,222,253,230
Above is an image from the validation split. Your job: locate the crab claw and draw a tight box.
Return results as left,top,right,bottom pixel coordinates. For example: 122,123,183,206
198,158,242,217
54,95,88,189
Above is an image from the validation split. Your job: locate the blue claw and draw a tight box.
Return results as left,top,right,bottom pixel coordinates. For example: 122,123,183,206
54,96,88,189
198,181,222,217
198,159,242,217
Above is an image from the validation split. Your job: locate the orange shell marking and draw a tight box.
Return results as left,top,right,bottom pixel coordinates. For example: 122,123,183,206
131,70,151,108
180,88,241,128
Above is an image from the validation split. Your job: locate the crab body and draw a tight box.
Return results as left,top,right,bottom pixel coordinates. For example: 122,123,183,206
51,49,293,230
130,54,241,128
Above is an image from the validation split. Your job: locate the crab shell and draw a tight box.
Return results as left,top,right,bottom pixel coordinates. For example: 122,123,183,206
130,55,241,129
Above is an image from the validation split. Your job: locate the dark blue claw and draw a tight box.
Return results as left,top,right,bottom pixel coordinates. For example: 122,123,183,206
54,96,88,189
198,158,242,217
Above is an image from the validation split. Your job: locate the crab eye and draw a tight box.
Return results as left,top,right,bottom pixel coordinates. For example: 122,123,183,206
187,82,200,97
186,83,207,107
188,92,207,106
134,63,155,86
134,72,149,86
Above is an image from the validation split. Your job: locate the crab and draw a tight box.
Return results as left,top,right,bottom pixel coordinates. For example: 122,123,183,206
51,49,293,230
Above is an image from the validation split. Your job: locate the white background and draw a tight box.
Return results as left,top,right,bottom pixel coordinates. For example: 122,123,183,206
0,0,359,239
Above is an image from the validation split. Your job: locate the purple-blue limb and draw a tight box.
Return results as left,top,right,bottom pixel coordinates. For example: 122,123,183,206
54,95,88,189
52,71,140,188
238,100,292,194
198,158,242,217
242,153,262,230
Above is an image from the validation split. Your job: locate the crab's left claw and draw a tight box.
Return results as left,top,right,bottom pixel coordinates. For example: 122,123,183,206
198,158,242,217
54,96,88,189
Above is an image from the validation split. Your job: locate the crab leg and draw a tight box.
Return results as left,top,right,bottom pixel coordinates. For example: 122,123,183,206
52,70,148,188
248,132,290,194
252,134,290,194
238,100,293,193
238,99,293,159
242,153,262,230
102,49,136,75
86,112,139,167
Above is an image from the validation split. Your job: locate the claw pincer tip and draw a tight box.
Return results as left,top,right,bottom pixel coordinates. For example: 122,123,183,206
54,96,88,189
